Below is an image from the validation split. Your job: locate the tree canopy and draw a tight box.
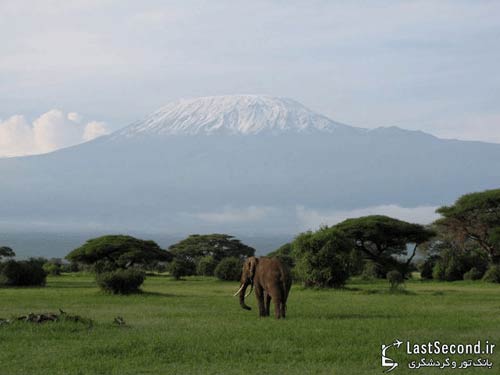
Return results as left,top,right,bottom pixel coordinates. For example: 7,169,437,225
66,235,171,269
335,215,435,270
0,246,15,260
436,188,500,262
169,234,255,262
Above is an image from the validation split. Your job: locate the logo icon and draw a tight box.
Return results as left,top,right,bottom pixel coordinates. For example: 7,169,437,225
382,339,403,373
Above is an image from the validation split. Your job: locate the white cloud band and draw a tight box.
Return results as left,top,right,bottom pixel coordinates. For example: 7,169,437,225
0,110,110,157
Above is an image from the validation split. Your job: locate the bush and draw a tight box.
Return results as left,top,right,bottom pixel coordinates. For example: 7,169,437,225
443,257,463,281
96,269,145,294
419,255,440,280
0,260,47,286
432,262,445,281
387,270,404,290
43,262,62,276
61,261,80,273
482,265,500,283
463,267,483,281
293,228,353,288
214,257,242,281
360,261,380,281
168,259,196,280
196,256,217,276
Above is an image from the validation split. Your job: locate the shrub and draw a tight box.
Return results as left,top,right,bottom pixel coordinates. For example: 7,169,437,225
293,228,353,288
0,260,47,286
96,269,145,294
168,259,196,280
43,262,62,276
214,257,242,281
482,265,500,283
196,256,217,276
61,261,80,273
443,257,463,281
432,262,445,281
387,270,404,290
419,255,440,280
463,267,483,281
360,261,380,281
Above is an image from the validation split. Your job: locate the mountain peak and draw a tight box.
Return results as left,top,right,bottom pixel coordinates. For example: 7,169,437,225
113,95,353,137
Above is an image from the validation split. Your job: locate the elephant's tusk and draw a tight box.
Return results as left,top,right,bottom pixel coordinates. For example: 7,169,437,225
245,284,253,298
233,284,245,296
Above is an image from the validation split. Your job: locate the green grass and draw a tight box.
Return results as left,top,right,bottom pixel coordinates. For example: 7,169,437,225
1,275,500,374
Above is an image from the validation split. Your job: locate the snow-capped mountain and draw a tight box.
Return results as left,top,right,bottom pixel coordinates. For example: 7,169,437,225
113,95,356,137
0,95,500,235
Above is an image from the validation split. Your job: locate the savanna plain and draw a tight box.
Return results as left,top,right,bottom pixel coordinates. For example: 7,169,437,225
1,274,499,375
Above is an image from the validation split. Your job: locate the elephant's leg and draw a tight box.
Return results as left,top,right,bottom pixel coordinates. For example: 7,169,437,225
265,292,271,316
280,301,286,319
255,286,266,317
273,299,282,319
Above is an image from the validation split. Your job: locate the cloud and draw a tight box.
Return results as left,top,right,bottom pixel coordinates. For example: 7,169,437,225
296,205,440,231
83,121,109,141
192,206,275,223
0,110,110,157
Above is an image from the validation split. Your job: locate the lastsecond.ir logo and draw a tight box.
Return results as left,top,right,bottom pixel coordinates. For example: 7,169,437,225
382,339,403,373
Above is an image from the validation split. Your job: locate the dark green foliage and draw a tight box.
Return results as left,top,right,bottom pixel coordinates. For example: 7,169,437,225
43,262,62,276
27,257,48,268
61,261,80,273
463,267,483,281
66,235,171,270
419,255,440,280
335,215,435,276
293,227,353,288
96,269,145,294
168,259,196,280
0,246,15,260
361,261,380,281
214,257,242,281
426,241,489,281
267,243,295,268
432,262,445,281
482,265,500,283
169,234,255,264
93,259,117,274
196,256,217,276
436,188,500,262
387,270,404,290
444,257,463,281
0,260,47,286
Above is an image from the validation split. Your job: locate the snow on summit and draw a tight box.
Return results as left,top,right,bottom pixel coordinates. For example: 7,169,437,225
115,95,352,137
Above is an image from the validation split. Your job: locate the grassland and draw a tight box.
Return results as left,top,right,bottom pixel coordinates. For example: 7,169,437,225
1,274,500,375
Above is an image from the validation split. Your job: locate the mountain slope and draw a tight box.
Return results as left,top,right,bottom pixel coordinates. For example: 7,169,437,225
0,95,499,234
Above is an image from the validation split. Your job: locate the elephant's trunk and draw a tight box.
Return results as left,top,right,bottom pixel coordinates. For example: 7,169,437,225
239,282,252,310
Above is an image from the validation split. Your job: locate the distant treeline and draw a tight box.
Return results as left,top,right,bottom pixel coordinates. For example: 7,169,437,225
1,188,500,291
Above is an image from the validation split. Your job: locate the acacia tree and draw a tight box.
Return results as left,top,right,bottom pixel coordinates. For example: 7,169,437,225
436,188,500,263
66,235,171,271
0,246,15,261
169,234,255,277
335,215,435,275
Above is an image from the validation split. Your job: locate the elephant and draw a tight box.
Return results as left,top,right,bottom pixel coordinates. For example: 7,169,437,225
233,256,292,319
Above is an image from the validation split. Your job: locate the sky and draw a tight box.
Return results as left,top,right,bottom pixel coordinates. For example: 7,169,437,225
1,0,500,157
